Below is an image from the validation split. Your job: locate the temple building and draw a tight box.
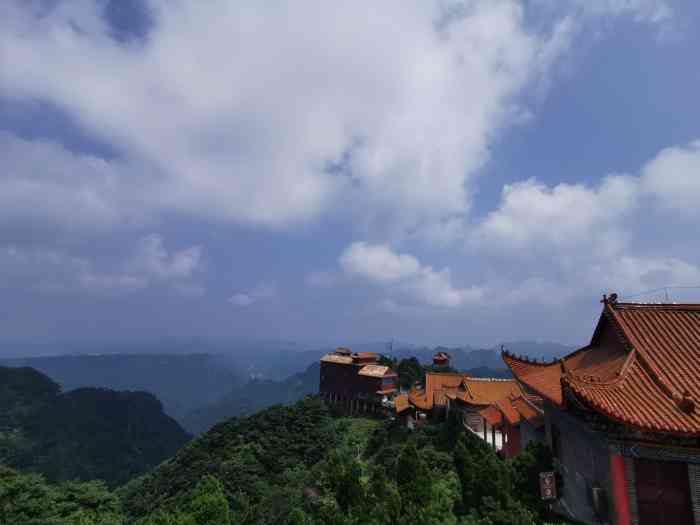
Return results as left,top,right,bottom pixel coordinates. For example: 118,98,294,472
503,297,700,525
319,347,398,413
446,376,524,434
408,371,469,418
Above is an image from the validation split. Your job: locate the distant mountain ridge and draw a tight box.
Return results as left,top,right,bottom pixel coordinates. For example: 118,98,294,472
0,353,240,422
182,363,320,434
0,366,190,486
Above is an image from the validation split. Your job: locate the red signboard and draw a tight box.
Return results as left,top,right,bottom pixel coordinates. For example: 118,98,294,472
539,471,557,501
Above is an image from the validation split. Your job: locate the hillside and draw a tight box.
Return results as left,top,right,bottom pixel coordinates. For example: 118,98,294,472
0,393,563,524
182,362,320,434
0,353,240,422
120,396,339,521
0,366,190,486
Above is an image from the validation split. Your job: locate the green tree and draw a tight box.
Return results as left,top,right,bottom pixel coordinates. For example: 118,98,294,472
396,442,432,511
183,475,231,525
397,358,424,389
509,441,553,519
364,466,400,525
135,511,196,525
288,508,311,525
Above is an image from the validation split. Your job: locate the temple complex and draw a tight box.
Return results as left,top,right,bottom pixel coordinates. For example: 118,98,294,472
503,297,700,525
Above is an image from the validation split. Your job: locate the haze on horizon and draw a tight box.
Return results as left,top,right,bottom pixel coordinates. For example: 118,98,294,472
2,0,700,351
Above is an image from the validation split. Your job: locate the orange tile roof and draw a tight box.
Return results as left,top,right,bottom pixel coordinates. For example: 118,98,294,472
354,351,377,357
479,404,503,426
408,372,469,411
511,396,544,426
503,301,700,436
495,397,521,425
455,377,523,406
481,395,544,428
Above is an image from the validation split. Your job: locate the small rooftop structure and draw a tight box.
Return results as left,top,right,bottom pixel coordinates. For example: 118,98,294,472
433,351,451,366
320,353,354,365
358,365,396,378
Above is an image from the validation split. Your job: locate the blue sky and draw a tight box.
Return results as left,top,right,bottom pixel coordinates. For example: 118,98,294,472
1,0,700,348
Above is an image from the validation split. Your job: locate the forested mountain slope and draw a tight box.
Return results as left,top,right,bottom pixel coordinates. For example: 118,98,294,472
0,366,190,486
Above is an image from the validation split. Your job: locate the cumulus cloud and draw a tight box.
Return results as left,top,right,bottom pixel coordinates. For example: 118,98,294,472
475,174,639,251
129,234,203,280
0,235,204,295
0,0,578,239
0,132,148,235
471,139,700,303
640,140,700,215
339,242,483,308
229,283,276,307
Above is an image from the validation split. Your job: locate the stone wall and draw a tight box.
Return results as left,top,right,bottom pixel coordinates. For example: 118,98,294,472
546,404,613,525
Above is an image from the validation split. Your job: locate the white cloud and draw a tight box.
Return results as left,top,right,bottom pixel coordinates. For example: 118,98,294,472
640,140,700,215
130,234,203,280
470,139,700,304
0,132,147,234
229,283,276,307
340,243,421,283
0,0,577,238
475,174,639,253
0,235,204,295
339,242,483,308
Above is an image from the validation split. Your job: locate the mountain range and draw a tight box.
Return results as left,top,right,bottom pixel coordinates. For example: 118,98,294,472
0,366,190,486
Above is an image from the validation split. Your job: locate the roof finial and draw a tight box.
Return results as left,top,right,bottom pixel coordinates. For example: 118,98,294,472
602,293,618,305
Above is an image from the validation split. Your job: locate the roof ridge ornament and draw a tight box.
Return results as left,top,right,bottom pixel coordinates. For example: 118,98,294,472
679,390,695,414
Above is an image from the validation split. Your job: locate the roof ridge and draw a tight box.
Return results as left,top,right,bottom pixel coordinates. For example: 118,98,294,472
464,377,515,382
501,348,562,367
426,371,468,377
614,302,700,309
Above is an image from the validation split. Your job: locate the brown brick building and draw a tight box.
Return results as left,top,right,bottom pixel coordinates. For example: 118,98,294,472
319,347,397,413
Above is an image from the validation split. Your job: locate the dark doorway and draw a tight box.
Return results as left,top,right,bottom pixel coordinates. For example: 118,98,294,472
634,458,693,525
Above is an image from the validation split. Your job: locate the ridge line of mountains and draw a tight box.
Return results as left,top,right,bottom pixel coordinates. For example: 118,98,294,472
0,340,573,436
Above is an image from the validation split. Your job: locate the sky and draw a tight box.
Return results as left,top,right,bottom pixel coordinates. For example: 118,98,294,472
1,0,700,348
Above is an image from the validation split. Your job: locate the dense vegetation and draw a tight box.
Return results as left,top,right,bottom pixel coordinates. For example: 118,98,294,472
2,394,562,524
182,363,320,434
0,366,190,487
